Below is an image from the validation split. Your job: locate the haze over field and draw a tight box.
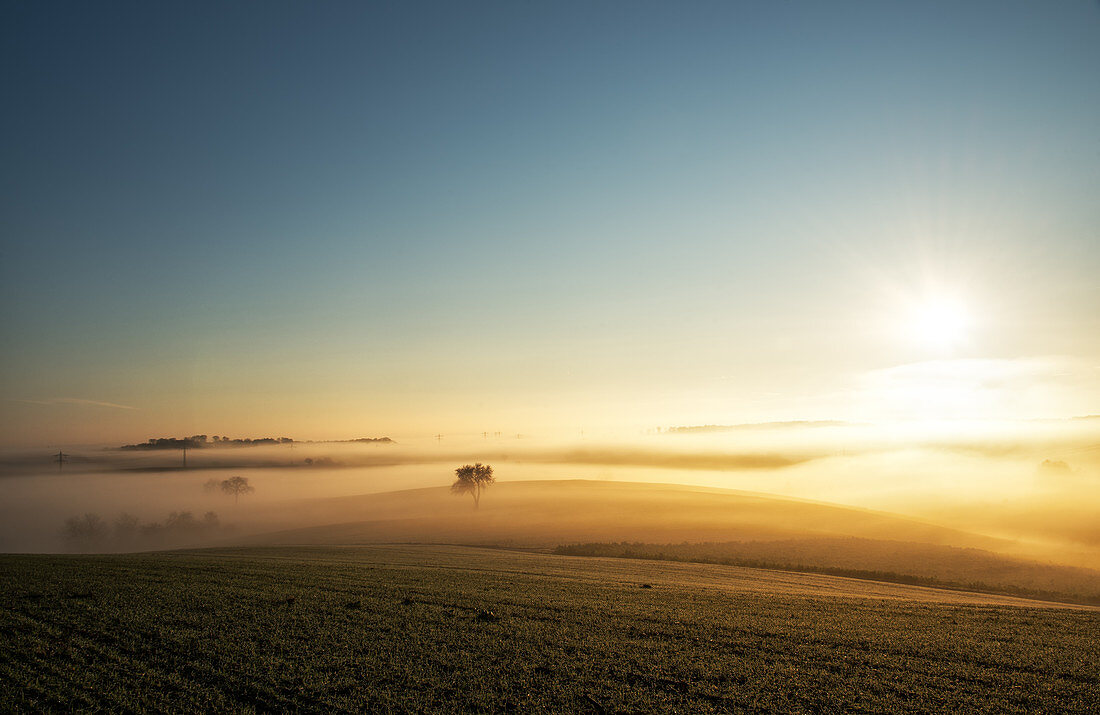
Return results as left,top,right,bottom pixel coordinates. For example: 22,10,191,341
0,0,1096,593
2,418,1098,580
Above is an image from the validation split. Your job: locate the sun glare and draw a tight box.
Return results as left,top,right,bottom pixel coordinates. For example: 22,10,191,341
908,296,971,351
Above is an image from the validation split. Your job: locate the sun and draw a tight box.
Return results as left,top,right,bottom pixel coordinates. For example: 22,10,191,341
907,296,971,351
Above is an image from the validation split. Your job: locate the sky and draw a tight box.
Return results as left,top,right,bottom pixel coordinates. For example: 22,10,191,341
2,1,1099,447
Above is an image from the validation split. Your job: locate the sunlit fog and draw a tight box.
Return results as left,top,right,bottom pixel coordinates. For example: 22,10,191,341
2,419,1096,570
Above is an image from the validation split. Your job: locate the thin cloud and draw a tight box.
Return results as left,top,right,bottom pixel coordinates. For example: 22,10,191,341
852,356,1098,421
15,397,138,410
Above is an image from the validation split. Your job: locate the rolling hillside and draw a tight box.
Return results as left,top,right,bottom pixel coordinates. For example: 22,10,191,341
228,480,1100,603
242,479,1012,550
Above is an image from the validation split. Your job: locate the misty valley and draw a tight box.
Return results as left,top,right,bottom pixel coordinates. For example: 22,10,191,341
4,419,1100,711
4,1,1100,711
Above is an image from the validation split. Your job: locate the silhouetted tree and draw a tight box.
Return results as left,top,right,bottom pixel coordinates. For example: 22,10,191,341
451,463,494,509
64,509,227,550
165,511,200,534
221,475,255,504
63,513,107,543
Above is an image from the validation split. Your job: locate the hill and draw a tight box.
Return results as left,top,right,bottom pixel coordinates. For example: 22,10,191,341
225,480,1100,604
241,479,1012,550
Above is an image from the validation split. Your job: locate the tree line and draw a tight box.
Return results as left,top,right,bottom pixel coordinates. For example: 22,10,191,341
63,511,231,550
120,435,294,450
119,435,395,450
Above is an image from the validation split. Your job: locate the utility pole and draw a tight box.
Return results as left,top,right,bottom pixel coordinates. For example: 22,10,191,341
182,444,187,469
435,434,443,442
54,451,69,472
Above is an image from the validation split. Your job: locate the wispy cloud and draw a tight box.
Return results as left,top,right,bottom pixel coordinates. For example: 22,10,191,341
852,356,1099,421
15,397,138,410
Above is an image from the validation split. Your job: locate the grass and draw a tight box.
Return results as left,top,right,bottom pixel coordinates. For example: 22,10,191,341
553,539,1100,605
2,545,1098,712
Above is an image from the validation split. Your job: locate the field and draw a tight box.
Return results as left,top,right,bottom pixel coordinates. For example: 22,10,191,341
2,545,1098,712
555,538,1100,605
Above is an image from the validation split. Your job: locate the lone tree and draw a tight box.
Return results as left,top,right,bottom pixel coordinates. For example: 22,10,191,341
451,463,494,509
221,475,255,504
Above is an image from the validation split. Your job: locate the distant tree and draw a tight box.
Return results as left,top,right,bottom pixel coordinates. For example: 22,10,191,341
451,463,494,509
221,475,255,504
63,513,108,544
140,520,165,539
203,477,221,493
113,512,140,541
165,511,199,534
1039,459,1071,475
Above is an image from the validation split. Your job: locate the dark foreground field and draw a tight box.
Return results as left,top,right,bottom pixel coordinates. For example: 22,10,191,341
2,546,1098,713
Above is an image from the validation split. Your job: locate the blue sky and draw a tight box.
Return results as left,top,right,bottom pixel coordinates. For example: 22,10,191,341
2,1,1098,445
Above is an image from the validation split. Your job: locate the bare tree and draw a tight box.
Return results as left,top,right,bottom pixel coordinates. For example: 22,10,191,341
451,463,494,509
221,475,255,505
63,513,107,543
